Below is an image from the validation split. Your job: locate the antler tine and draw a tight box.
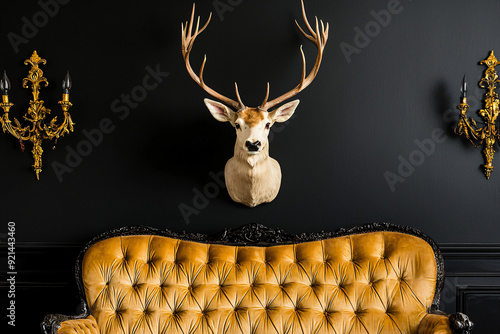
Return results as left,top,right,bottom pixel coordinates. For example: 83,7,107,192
261,0,328,111
181,3,242,111
187,3,196,38
235,83,245,109
199,55,207,83
259,83,270,109
300,0,315,39
197,11,212,35
315,17,320,43
299,46,306,88
295,20,315,44
320,21,329,46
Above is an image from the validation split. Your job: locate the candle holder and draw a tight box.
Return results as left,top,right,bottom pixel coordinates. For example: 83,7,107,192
0,50,74,180
455,50,500,179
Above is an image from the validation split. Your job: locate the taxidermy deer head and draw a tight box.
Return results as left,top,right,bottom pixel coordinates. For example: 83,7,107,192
181,0,328,207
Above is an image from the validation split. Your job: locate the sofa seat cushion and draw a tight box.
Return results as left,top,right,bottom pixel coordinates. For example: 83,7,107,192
82,231,437,334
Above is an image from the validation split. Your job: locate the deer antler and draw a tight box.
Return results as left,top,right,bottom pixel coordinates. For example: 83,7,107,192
181,4,245,111
260,0,329,111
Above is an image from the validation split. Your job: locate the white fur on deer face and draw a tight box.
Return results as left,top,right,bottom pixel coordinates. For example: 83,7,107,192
204,99,300,156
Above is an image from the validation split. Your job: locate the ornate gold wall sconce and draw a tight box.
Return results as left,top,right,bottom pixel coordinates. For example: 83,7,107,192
455,51,500,179
0,51,74,180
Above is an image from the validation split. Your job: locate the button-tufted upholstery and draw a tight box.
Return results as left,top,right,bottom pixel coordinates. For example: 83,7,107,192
42,224,472,334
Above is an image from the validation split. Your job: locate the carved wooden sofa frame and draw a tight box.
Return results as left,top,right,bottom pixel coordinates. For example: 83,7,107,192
41,223,474,334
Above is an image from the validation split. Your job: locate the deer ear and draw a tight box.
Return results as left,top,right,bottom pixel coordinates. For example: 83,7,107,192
204,99,236,122
269,100,300,123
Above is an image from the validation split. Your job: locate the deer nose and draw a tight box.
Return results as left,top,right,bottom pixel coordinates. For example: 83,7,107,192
245,140,261,152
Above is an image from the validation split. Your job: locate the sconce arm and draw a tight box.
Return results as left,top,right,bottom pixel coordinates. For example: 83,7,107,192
455,114,483,147
43,110,75,140
44,97,74,140
1,113,30,141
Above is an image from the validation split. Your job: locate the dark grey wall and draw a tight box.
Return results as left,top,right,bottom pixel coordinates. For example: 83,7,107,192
2,0,500,244
1,1,500,332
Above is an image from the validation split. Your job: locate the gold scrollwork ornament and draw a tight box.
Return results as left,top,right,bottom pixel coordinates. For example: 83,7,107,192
455,50,500,179
0,51,74,180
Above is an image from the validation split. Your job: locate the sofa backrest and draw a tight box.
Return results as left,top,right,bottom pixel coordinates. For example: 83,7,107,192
81,229,439,334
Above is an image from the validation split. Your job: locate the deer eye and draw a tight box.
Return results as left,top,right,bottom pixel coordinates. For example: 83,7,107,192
265,122,271,130
235,123,241,130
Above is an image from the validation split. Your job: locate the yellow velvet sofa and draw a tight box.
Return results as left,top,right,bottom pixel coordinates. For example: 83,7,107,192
41,223,473,334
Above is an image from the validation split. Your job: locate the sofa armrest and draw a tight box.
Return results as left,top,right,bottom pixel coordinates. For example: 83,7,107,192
41,314,99,334
449,313,474,334
418,311,474,334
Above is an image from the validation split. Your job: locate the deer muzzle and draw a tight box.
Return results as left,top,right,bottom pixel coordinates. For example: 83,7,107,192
245,140,261,153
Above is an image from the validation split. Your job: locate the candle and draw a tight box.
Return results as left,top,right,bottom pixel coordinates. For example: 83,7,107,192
62,71,71,102
62,70,71,94
1,71,11,96
461,75,467,99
